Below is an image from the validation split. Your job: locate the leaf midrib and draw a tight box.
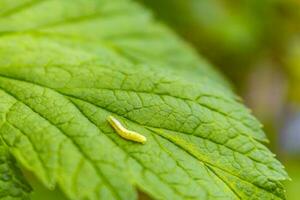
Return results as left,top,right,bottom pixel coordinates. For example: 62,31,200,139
60,86,263,141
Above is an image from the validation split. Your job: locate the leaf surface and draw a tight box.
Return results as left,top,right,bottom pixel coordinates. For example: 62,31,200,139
0,0,288,199
0,140,31,200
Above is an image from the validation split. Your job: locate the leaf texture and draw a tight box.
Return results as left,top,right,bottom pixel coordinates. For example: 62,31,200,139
0,140,31,199
0,0,288,200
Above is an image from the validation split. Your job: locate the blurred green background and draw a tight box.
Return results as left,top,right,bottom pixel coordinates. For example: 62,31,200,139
28,0,300,199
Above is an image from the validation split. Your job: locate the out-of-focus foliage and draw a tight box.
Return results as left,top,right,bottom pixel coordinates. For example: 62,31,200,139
139,0,300,86
284,160,300,200
26,173,67,200
284,37,300,104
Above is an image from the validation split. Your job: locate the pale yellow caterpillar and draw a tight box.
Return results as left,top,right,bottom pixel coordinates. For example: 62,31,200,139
107,116,147,144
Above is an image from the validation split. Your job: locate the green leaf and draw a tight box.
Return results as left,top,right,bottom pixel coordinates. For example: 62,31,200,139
0,139,31,199
0,0,288,200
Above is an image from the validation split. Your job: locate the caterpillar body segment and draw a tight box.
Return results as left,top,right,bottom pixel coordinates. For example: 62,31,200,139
107,116,147,144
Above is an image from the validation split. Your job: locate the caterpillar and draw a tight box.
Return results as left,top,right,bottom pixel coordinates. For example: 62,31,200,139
107,116,147,144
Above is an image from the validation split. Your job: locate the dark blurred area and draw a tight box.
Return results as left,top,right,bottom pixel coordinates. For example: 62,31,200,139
137,0,300,199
